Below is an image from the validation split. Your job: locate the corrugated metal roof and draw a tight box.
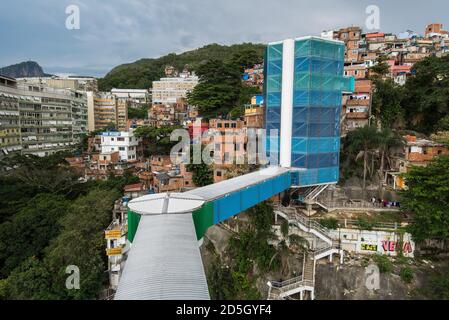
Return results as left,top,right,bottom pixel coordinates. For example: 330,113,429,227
185,166,291,201
114,213,210,300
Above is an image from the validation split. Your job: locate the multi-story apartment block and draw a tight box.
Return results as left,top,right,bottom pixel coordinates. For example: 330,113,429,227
425,23,449,38
335,27,362,63
17,76,98,92
0,75,88,157
207,119,246,182
100,130,140,162
387,135,449,190
111,88,150,108
342,79,372,134
151,73,198,104
244,95,265,129
0,76,21,156
87,92,128,132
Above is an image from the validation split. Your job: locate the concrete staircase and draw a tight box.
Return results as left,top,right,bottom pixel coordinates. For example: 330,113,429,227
268,205,344,300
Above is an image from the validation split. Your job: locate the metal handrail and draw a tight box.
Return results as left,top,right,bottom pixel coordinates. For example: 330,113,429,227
270,277,314,294
270,276,302,288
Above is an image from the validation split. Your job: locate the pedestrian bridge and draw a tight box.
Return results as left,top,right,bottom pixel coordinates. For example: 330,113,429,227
114,167,293,300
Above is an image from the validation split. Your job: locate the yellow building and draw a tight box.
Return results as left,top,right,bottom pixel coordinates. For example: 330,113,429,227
87,92,128,132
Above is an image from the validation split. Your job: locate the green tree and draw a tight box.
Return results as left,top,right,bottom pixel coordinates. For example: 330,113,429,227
186,145,214,187
187,162,213,187
369,56,390,78
227,49,263,72
376,128,405,187
134,125,182,155
44,189,120,299
187,59,242,118
0,194,69,277
372,78,405,128
346,125,380,195
2,257,55,300
402,156,449,243
98,43,265,91
403,55,449,134
436,115,449,131
128,105,149,120
0,153,81,195
207,256,235,300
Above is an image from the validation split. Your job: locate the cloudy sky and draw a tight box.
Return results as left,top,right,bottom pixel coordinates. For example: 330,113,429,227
1,0,448,77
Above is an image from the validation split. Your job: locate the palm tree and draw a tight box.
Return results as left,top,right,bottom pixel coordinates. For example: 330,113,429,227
377,128,405,182
347,125,380,197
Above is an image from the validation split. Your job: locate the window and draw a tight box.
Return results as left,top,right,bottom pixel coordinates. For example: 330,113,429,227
224,123,230,128
216,170,222,177
117,137,125,142
119,147,125,151
217,123,222,128
215,143,221,151
231,123,237,128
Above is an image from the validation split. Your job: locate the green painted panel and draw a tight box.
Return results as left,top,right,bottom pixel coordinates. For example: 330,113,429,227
192,201,214,240
127,210,141,243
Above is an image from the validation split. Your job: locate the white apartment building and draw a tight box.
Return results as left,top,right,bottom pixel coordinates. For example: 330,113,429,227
111,88,150,106
1,75,88,157
17,76,98,92
151,73,198,104
100,130,140,162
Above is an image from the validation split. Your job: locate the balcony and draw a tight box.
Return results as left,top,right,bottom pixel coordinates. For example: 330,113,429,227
105,220,126,240
346,112,369,119
245,106,264,116
346,99,370,107
106,247,123,256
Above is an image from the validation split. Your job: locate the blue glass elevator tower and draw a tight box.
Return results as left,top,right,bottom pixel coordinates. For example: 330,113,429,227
265,36,354,187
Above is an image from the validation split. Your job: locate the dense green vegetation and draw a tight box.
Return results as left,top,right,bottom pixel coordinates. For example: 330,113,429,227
128,105,149,120
98,43,265,91
430,269,449,299
134,125,183,156
402,156,449,244
208,202,277,300
372,55,449,135
187,58,260,119
372,254,394,274
343,125,404,193
0,153,138,299
186,146,214,187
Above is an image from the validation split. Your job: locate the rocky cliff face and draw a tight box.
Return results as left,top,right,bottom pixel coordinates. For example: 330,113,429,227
315,256,445,300
0,61,47,78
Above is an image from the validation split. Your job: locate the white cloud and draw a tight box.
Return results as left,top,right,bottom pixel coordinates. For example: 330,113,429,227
1,0,449,76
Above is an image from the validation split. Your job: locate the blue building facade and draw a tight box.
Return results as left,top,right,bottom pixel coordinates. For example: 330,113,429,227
265,37,354,187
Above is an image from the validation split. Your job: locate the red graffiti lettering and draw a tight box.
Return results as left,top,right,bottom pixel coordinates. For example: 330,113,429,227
403,242,413,254
382,240,397,252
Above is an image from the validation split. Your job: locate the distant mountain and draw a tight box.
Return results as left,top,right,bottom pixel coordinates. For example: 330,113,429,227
0,61,51,78
98,43,266,91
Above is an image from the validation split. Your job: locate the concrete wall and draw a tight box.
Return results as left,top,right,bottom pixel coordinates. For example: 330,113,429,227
330,228,415,258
